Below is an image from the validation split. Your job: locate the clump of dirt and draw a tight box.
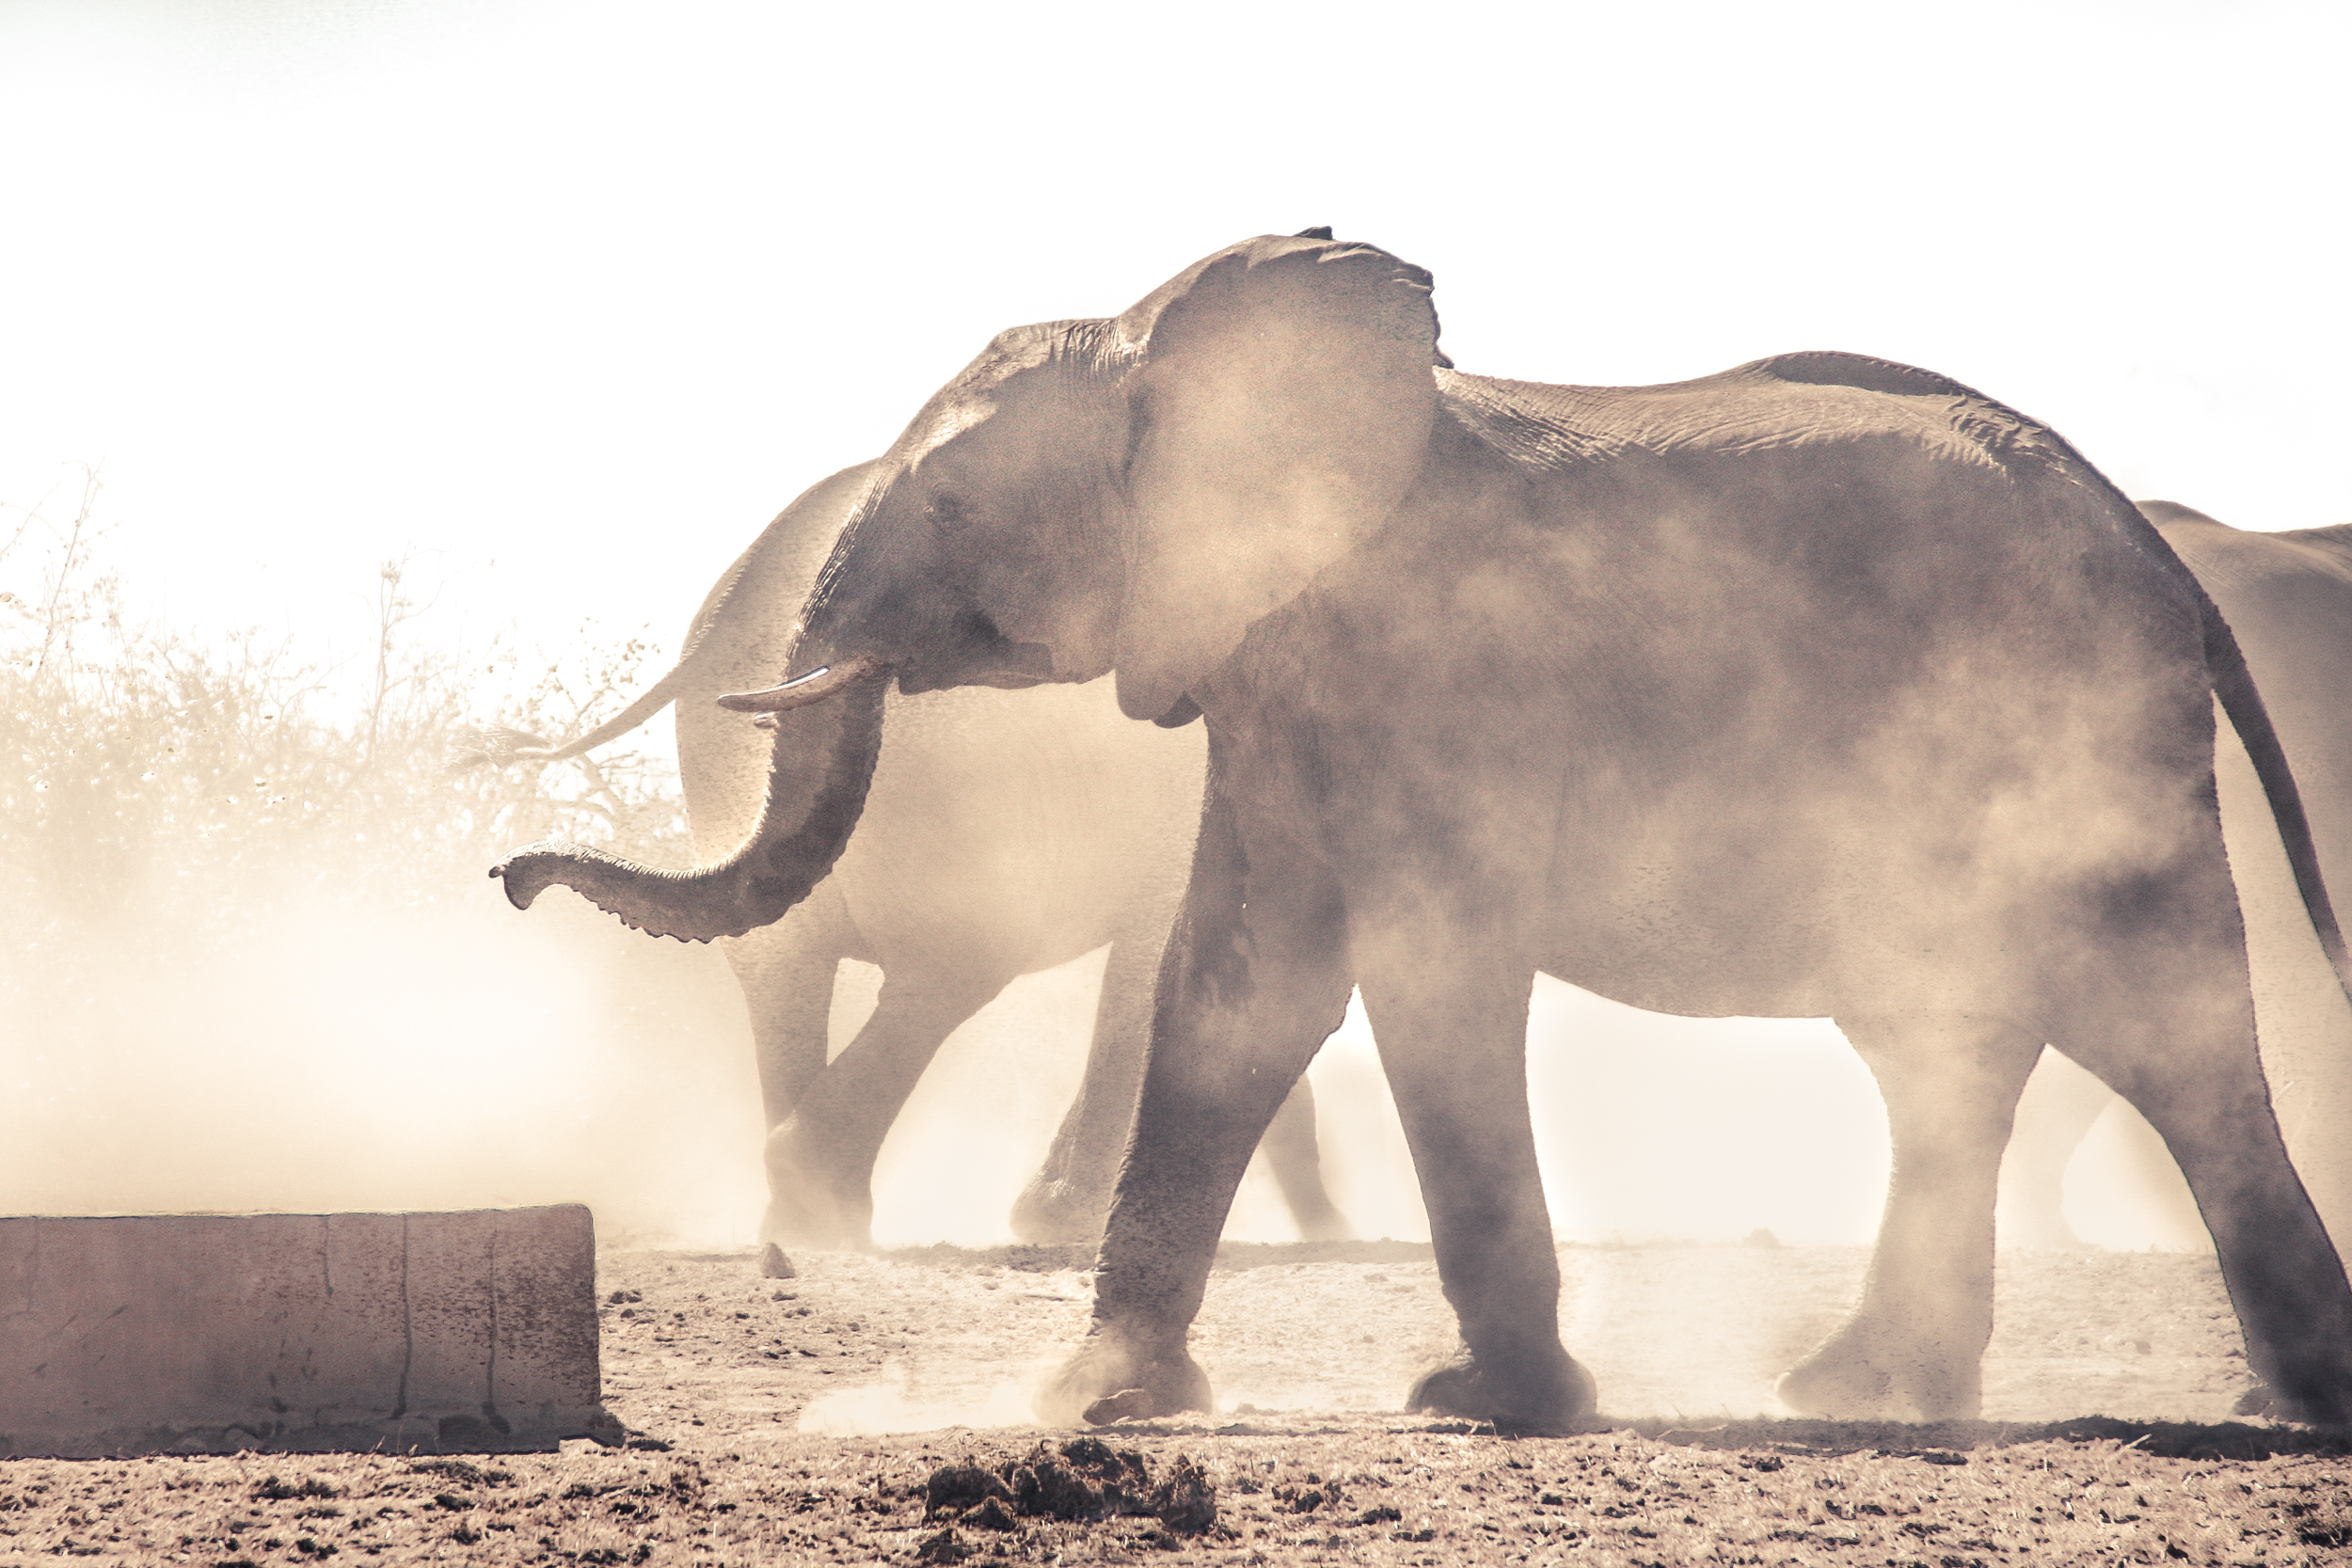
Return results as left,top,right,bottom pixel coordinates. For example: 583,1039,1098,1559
403,1458,516,1490
252,1474,341,1500
921,1435,1217,1544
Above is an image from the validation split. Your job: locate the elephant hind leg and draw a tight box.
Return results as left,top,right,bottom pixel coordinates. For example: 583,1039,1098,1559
723,882,853,1130
1779,1014,2043,1422
2059,993,2352,1425
1994,1046,2112,1252
1012,929,1164,1244
1262,1077,1354,1243
761,958,1014,1250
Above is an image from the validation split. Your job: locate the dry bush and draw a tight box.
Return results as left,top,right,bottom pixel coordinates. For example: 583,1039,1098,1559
0,480,761,1233
0,478,688,958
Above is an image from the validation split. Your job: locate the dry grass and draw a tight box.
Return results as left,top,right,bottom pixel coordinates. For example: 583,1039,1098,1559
1,489,690,958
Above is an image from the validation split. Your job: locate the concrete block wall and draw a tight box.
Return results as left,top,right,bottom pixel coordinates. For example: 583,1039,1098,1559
0,1205,617,1456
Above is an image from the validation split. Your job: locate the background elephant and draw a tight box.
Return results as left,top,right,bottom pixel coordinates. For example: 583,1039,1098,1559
496,231,2352,1429
1998,503,2352,1254
485,458,1350,1250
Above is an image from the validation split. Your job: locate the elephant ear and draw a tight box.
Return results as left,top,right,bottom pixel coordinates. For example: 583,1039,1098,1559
1110,235,1441,721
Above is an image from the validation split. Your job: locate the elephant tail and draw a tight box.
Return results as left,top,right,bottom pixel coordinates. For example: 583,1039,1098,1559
2205,590,2352,1005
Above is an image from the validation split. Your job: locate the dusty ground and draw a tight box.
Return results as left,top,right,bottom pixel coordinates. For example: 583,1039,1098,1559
3,1242,2349,1565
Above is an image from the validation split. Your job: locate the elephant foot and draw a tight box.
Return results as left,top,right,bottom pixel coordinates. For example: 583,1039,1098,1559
1775,1326,1980,1422
757,1166,875,1249
1033,1324,1213,1428
2246,1347,2352,1426
761,1129,878,1250
1406,1344,1598,1433
1009,1178,1106,1247
2232,1376,2352,1427
2226,1378,2348,1425
758,1190,873,1252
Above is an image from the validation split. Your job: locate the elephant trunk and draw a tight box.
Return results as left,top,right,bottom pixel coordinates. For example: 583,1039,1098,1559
491,672,887,942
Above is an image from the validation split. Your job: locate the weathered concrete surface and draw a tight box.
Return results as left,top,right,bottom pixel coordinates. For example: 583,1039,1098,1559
0,1205,620,1456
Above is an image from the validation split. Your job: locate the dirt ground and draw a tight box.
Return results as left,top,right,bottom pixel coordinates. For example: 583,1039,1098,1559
4,1241,2350,1565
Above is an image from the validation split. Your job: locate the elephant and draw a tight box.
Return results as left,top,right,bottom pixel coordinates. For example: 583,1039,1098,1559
494,230,2352,1429
480,458,1350,1250
1999,503,2352,1254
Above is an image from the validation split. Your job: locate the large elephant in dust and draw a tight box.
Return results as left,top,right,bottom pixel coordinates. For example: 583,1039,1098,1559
486,459,1349,1250
495,230,2352,1428
2000,503,2352,1254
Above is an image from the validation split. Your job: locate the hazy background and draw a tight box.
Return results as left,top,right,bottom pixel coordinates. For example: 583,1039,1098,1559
3,0,2344,1251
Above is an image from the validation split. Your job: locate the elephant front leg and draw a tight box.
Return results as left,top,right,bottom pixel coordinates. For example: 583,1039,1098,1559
1034,792,1354,1426
1359,932,1594,1431
1261,1077,1355,1243
1778,1014,2042,1421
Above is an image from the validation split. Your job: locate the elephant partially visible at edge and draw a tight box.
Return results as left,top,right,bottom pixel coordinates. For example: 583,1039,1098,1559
2000,503,2352,1257
482,458,1350,1251
495,231,2352,1429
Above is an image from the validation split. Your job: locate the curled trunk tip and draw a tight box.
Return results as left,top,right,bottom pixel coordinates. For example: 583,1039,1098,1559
489,843,715,941
487,679,885,942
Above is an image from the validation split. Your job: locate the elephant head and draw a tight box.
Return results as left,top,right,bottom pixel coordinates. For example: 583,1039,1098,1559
492,231,1446,938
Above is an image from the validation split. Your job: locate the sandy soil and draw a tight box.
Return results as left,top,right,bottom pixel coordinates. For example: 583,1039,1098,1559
3,1242,2347,1565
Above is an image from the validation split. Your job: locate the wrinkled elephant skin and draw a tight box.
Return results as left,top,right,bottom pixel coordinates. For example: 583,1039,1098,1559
496,232,2352,1430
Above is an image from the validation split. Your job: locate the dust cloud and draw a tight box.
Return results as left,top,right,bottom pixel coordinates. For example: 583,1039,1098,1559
1,872,770,1243
0,525,769,1243
1,789,2234,1257
865,947,2223,1257
1,522,2293,1316
795,1363,1041,1436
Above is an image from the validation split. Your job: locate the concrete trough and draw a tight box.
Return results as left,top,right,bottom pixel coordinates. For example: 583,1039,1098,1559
0,1204,619,1457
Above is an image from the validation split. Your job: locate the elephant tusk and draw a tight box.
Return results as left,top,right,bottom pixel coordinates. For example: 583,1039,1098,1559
716,656,888,714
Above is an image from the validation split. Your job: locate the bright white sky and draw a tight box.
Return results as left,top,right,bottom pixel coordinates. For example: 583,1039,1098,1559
3,0,2345,679
6,0,2344,1253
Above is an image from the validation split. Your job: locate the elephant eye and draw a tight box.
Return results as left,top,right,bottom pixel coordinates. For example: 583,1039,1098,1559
926,492,969,531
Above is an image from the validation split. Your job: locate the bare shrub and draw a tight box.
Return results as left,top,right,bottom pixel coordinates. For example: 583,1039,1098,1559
0,482,687,954
0,483,755,1231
